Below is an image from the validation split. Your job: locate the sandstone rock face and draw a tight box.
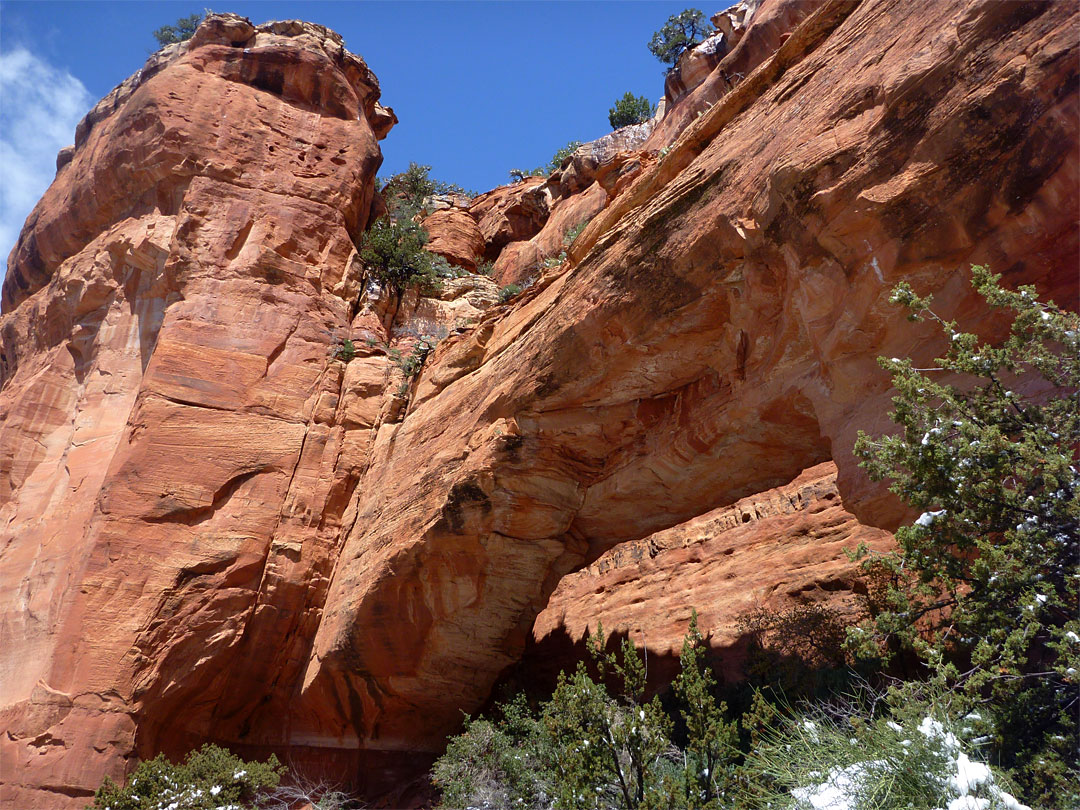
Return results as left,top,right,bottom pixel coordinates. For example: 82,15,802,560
0,0,1077,805
491,183,608,286
0,13,402,807
421,208,485,271
648,0,826,152
468,176,550,259
301,0,1077,758
555,123,657,196
528,462,893,687
664,30,730,109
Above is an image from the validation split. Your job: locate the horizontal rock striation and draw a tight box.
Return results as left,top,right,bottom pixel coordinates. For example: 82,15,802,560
528,461,893,687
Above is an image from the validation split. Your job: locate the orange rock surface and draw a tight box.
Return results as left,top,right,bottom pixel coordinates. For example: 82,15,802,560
468,176,550,260
529,461,893,686
421,208,485,271
302,0,1078,759
0,2,1077,806
648,0,825,151
0,13,401,807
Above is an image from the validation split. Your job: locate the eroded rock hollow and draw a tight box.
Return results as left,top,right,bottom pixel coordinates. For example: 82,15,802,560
1,1,1077,806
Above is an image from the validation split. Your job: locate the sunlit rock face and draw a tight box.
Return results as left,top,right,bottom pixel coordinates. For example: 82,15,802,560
648,0,826,150
0,12,399,807
0,1,1077,806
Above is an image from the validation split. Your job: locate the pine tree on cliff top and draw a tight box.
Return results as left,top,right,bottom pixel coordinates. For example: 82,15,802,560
648,9,714,67
152,13,202,47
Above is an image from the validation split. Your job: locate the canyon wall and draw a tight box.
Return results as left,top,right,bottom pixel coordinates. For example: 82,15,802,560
1,1,1077,806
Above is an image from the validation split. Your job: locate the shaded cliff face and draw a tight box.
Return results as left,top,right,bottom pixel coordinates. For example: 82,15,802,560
304,0,1077,757
0,1,1077,807
528,462,894,690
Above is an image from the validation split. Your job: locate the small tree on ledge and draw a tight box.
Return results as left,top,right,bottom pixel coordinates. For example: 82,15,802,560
648,9,714,68
152,13,203,47
608,92,654,129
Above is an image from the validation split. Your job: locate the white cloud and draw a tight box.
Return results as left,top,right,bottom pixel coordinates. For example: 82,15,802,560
0,47,93,278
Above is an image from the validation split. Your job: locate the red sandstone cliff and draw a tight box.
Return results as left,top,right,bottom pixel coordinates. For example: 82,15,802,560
1,2,1077,806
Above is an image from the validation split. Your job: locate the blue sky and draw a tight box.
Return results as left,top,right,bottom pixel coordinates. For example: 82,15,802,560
0,1,696,269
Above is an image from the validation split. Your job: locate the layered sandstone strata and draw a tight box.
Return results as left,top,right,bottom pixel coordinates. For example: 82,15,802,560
301,0,1078,757
2,13,420,807
528,462,893,688
0,1,1077,806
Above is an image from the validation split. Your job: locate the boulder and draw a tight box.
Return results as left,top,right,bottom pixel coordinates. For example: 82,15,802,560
421,208,485,271
467,177,550,259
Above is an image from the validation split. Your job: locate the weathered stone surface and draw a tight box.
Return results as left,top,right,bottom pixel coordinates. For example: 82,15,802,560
491,182,608,286
647,0,825,152
3,13,386,314
0,14,394,808
0,0,1077,805
421,207,485,270
303,0,1077,757
664,30,730,109
468,177,550,259
555,123,656,196
529,462,893,685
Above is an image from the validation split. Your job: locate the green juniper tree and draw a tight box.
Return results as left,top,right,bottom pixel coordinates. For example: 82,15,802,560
153,13,203,47
671,611,738,808
358,217,443,295
380,162,474,219
543,624,674,809
432,702,548,809
609,92,654,129
648,9,714,67
850,266,1079,806
361,163,464,295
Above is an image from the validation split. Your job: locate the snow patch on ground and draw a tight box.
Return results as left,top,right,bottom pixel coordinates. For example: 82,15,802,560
790,716,1030,810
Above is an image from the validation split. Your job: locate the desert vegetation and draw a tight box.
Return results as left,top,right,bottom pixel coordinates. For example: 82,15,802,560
608,92,655,129
360,163,464,295
648,9,714,68
152,13,202,47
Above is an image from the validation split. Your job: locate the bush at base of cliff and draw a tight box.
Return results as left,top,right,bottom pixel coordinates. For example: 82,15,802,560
742,684,1030,810
90,743,283,810
850,266,1080,806
433,617,743,810
432,705,550,810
